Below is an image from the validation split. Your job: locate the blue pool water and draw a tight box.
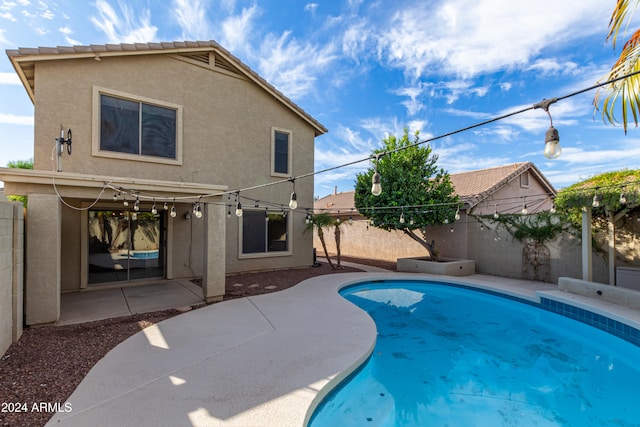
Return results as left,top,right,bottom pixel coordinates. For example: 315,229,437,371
309,281,640,427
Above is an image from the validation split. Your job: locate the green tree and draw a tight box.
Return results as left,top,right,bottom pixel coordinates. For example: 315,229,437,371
6,158,33,206
594,0,640,132
354,129,459,260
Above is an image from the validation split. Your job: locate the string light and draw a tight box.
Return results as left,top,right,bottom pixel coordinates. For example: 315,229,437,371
134,196,140,211
550,202,556,214
289,178,298,210
151,200,157,215
494,204,499,219
454,207,460,221
399,211,405,224
592,192,600,208
371,154,382,196
163,201,168,211
112,191,118,201
123,195,129,207
235,201,243,217
194,198,203,219
170,199,177,218
534,98,562,159
620,190,627,205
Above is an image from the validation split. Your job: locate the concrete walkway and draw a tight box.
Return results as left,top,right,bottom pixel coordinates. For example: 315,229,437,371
47,271,566,427
58,280,205,326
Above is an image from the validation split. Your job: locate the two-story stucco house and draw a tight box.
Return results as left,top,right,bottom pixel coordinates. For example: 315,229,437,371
0,41,327,325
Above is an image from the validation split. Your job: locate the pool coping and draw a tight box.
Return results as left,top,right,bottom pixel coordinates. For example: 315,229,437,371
46,272,639,427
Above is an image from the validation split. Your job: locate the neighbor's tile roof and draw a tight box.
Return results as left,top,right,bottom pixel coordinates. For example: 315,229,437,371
314,162,556,212
6,40,327,136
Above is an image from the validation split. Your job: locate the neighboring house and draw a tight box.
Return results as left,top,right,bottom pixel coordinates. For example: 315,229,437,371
0,41,326,325
313,162,556,262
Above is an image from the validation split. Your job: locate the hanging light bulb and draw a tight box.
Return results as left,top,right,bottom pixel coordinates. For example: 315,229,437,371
454,208,460,221
163,201,169,211
450,227,454,233
522,203,528,215
194,202,203,219
550,202,556,214
123,195,129,207
543,127,562,159
443,218,449,224
534,98,562,159
371,154,382,196
289,192,297,210
349,215,353,225
227,206,231,217
170,203,177,218
113,191,119,201
371,171,382,196
409,218,414,226
592,193,600,208
399,212,405,224
494,209,499,219
620,191,627,205
235,201,243,217
134,196,140,212
288,178,298,209
151,200,157,215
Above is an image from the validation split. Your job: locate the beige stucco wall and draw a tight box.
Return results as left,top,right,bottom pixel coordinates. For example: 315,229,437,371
27,52,316,284
0,201,18,355
470,174,554,216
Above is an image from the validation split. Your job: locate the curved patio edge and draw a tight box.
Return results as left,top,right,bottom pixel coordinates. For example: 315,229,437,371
46,272,385,427
46,271,579,427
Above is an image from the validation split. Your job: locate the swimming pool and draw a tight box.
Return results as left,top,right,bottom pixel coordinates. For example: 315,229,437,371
309,280,640,427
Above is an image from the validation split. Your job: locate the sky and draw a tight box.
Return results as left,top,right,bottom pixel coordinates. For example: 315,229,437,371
0,0,639,198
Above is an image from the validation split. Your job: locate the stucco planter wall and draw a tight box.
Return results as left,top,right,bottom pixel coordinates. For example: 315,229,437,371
397,257,475,276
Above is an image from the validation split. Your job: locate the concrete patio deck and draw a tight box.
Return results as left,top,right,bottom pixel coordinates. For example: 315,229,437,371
58,280,206,326
47,272,568,427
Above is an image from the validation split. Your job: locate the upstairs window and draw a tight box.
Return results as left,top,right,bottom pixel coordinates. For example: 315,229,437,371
520,171,530,188
93,87,182,165
271,128,291,176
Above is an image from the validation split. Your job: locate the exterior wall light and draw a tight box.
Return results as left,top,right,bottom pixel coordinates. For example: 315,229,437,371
534,98,562,159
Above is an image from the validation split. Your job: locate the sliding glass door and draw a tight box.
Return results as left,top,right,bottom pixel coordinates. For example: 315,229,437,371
88,210,164,284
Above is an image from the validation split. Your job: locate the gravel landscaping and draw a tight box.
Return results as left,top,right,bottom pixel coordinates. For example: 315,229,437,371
0,260,382,427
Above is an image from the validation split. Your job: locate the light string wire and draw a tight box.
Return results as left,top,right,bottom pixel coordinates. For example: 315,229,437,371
50,69,640,213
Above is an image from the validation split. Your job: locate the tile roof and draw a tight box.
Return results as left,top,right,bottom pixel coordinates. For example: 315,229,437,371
314,162,556,212
6,40,327,136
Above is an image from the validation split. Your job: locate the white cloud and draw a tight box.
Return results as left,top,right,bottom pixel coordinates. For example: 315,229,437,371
527,58,580,76
0,13,16,22
172,0,210,40
0,72,20,85
58,26,71,35
304,3,318,14
257,31,338,100
376,0,610,80
220,5,259,53
90,0,157,43
0,113,33,125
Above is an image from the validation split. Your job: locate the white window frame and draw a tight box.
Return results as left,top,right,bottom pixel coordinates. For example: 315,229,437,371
92,86,183,165
271,127,292,177
238,209,293,259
